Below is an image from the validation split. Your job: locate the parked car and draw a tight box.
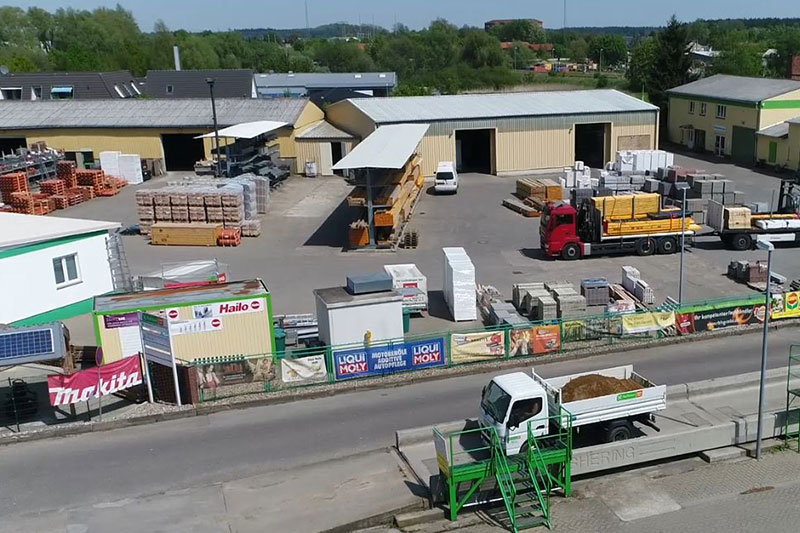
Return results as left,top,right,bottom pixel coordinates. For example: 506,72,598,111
434,161,458,194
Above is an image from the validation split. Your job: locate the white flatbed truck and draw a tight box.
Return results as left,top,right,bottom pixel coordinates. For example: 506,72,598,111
479,365,666,455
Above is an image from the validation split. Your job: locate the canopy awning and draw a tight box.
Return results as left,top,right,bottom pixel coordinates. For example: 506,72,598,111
196,120,288,140
332,123,429,170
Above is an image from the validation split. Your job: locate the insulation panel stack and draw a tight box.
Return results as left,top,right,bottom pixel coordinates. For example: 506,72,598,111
621,266,654,305
443,247,477,322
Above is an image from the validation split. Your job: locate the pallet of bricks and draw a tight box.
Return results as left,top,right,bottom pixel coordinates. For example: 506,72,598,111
346,155,423,248
135,183,258,246
0,172,56,215
503,178,562,217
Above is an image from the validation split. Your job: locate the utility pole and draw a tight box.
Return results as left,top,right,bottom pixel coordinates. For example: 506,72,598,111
206,78,222,178
755,240,774,460
304,0,310,38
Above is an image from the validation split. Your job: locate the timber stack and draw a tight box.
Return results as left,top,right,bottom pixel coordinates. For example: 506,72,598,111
504,177,563,217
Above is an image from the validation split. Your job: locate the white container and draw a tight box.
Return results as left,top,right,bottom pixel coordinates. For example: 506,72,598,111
383,263,428,310
443,248,477,322
314,287,404,346
100,151,121,177
118,154,143,184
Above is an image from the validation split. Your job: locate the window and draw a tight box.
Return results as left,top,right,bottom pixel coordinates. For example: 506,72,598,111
700,102,707,116
50,86,74,99
0,88,22,100
716,104,727,119
52,254,80,287
31,86,42,100
166,84,174,95
507,398,543,428
481,381,512,423
688,101,695,114
555,214,573,226
114,85,126,98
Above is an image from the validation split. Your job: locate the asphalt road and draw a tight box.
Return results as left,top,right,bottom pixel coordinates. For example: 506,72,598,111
1,327,797,519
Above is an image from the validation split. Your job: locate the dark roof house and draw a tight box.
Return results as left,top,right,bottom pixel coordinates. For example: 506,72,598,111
145,69,256,98
0,71,140,101
255,72,396,104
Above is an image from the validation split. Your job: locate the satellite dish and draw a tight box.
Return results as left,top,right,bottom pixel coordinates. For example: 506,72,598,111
0,66,8,76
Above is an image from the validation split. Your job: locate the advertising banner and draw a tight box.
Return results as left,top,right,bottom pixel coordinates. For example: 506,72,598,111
281,355,327,384
193,298,266,319
196,357,275,394
509,325,560,357
449,332,505,364
433,429,450,476
103,312,139,329
334,338,446,380
678,304,765,334
621,312,676,334
48,355,143,406
169,317,224,336
773,291,800,319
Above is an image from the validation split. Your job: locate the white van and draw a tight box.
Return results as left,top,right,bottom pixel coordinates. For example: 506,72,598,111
434,161,458,194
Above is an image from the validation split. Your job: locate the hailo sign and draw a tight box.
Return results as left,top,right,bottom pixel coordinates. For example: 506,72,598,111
47,355,143,406
192,298,265,319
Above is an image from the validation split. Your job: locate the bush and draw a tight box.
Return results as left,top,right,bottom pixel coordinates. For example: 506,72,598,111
595,74,609,88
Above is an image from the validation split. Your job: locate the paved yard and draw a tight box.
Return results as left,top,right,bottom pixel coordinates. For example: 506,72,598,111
56,154,800,344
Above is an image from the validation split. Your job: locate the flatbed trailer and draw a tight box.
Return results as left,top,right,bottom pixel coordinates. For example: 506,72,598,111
707,200,800,250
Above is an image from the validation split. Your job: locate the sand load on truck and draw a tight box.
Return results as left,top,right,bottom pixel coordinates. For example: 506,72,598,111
561,374,642,402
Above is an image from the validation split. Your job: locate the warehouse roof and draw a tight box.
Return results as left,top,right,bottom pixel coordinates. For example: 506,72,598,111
94,279,269,312
296,120,356,140
667,74,800,104
757,121,790,138
255,72,397,89
336,89,657,123
145,69,255,98
197,120,288,139
332,123,428,170
0,213,120,251
0,98,308,130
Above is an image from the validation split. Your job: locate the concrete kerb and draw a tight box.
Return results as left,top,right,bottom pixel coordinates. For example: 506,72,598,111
0,320,797,447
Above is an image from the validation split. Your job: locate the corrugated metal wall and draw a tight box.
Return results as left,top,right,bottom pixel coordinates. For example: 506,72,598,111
12,128,185,159
415,112,657,176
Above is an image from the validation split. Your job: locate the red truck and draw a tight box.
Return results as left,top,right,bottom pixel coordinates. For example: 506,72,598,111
540,200,701,260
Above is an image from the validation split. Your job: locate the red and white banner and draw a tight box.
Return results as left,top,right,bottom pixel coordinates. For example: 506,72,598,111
192,298,265,319
47,355,143,406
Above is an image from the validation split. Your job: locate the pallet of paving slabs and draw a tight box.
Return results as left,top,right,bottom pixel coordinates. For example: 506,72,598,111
150,223,223,246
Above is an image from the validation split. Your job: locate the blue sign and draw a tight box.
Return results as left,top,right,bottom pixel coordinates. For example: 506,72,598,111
334,337,446,380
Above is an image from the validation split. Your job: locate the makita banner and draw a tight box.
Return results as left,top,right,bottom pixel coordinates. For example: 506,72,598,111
47,355,143,406
334,338,446,380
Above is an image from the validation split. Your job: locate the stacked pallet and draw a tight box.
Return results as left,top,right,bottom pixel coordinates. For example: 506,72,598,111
591,193,660,220
56,161,78,188
151,223,223,246
347,155,424,248
1,172,28,204
505,178,563,217
581,278,610,306
511,282,557,321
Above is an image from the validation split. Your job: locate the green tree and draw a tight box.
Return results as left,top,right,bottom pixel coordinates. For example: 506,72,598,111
650,16,694,110
766,27,800,77
567,38,589,62
491,20,546,43
461,30,505,69
506,41,535,69
312,40,374,72
627,38,657,92
589,34,628,68
711,42,764,77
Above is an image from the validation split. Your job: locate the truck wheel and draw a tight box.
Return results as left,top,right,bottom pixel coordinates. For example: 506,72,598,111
657,237,677,254
561,243,580,260
606,420,633,442
731,233,753,251
635,238,656,256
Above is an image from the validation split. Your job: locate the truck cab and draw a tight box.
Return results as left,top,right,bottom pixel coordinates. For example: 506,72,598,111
540,202,582,260
480,372,551,456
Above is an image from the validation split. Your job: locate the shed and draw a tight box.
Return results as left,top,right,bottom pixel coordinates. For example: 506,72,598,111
295,120,357,176
0,213,120,325
326,89,659,175
93,279,275,364
314,286,404,347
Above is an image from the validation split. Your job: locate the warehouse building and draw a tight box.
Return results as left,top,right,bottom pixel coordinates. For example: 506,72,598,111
667,74,800,164
256,72,397,104
0,98,323,171
295,120,356,175
326,89,658,176
0,213,120,325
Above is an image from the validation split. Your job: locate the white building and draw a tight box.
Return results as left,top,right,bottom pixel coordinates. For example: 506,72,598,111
0,213,120,325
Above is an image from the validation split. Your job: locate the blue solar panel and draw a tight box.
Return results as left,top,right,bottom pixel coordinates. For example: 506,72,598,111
0,329,54,361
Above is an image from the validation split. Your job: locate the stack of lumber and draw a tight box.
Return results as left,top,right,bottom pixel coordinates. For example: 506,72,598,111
151,223,223,246
591,193,660,220
504,178,563,217
346,155,424,248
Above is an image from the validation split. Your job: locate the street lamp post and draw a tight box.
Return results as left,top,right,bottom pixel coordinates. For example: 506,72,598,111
205,77,222,178
755,239,774,460
679,186,687,304
599,48,604,72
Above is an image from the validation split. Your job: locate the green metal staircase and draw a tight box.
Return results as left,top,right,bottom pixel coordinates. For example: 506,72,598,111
490,437,551,531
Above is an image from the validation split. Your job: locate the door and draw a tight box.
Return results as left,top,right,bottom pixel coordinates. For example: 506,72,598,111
687,129,695,150
769,141,778,164
694,130,706,153
318,142,333,175
731,126,756,165
506,397,546,451
714,134,726,156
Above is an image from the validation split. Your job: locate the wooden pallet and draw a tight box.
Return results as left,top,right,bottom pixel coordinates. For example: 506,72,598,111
503,197,540,217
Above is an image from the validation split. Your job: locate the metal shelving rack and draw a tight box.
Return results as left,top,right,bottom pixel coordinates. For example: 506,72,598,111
784,344,800,452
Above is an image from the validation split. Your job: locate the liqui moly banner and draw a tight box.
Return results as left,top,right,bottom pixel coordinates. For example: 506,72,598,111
333,338,446,380
47,355,143,406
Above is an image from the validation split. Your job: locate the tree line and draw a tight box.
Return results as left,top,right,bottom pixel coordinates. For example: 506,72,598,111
0,5,799,99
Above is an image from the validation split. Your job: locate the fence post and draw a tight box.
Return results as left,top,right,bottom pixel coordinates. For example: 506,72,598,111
504,326,511,360
446,331,452,366
326,346,335,383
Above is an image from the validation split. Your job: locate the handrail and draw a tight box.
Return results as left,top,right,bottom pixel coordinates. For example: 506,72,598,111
488,427,518,530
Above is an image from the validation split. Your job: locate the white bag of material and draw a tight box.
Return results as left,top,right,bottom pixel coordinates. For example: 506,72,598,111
118,154,143,184
100,151,121,177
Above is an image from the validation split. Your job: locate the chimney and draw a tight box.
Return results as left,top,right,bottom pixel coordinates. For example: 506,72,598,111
792,55,800,81
173,45,182,71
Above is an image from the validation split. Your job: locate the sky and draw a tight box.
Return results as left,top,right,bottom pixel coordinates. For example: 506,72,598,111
4,0,800,32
